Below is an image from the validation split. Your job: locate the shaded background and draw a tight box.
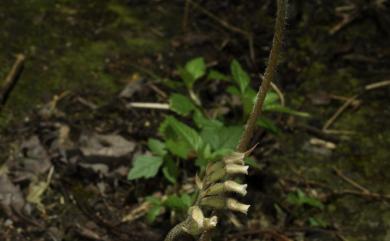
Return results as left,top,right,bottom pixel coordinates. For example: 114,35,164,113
0,0,389,241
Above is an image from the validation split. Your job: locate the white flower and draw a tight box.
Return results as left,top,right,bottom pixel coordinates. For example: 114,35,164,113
225,164,249,175
226,198,250,214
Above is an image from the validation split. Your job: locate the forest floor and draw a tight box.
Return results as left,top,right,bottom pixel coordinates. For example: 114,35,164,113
1,1,390,241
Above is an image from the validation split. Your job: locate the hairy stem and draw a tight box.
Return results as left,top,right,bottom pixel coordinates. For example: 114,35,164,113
237,0,287,152
164,1,287,241
164,221,191,241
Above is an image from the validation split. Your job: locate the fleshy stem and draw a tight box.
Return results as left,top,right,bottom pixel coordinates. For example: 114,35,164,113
237,0,287,152
164,1,287,241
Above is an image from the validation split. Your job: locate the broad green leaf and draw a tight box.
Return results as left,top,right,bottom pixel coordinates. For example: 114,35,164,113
162,158,178,184
164,194,191,212
185,57,206,81
160,116,203,152
178,67,195,88
257,117,280,134
201,125,243,150
227,86,240,96
146,204,162,223
287,189,324,210
128,155,163,180
308,217,328,228
145,196,163,223
242,87,257,116
193,110,223,129
208,70,229,81
148,138,167,156
230,59,250,94
169,93,196,116
264,104,310,118
165,139,191,159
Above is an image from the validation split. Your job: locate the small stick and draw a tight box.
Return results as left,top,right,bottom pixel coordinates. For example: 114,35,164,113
0,54,26,107
270,81,285,106
126,102,170,110
323,79,390,131
364,80,390,91
332,167,370,194
322,95,358,131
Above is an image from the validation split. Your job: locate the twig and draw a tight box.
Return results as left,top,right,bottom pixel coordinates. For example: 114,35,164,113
0,54,26,108
323,79,390,131
332,167,370,194
364,80,390,91
270,81,285,106
322,95,358,131
182,0,191,31
126,102,170,110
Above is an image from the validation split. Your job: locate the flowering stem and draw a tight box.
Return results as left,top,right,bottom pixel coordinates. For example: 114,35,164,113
237,0,288,152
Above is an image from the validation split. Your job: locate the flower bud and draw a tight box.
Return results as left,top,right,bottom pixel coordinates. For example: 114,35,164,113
200,196,225,209
226,198,250,214
224,180,247,196
224,152,245,165
225,164,249,175
206,161,224,175
207,168,226,183
183,206,204,236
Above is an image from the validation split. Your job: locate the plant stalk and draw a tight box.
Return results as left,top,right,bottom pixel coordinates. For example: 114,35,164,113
164,1,287,241
237,0,287,152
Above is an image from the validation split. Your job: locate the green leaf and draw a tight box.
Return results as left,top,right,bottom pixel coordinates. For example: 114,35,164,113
162,158,178,184
177,67,195,88
264,104,310,118
128,155,163,180
185,57,206,81
308,217,328,228
193,110,223,129
146,204,163,223
242,87,257,116
226,86,240,96
160,116,203,152
257,117,280,134
169,93,196,116
264,91,279,106
208,70,229,81
287,189,324,210
165,139,191,159
230,59,250,94
164,194,191,212
146,196,163,223
201,125,243,150
147,138,167,156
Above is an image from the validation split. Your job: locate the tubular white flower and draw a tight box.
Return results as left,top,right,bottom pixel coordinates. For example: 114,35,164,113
225,164,249,175
226,198,250,214
224,180,247,196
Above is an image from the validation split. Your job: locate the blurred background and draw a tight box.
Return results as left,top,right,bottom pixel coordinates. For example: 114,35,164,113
0,1,389,241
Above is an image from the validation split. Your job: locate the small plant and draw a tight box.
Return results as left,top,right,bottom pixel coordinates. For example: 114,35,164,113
128,0,292,240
